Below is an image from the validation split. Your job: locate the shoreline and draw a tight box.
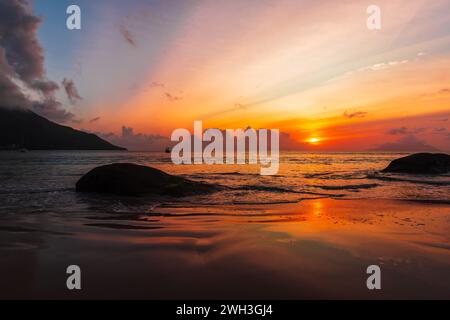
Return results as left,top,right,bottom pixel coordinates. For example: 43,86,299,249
0,198,449,299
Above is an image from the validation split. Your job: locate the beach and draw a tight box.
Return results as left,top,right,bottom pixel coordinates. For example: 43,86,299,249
1,198,449,299
0,151,449,299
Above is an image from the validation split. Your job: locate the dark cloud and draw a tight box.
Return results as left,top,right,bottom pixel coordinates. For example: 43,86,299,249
32,99,75,123
387,127,427,135
343,110,367,119
0,0,74,122
373,135,439,152
0,48,30,108
31,79,59,97
89,117,101,123
0,0,43,82
120,25,137,47
62,78,82,104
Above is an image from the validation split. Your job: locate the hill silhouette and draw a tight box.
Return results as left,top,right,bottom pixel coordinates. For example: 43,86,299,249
0,108,126,150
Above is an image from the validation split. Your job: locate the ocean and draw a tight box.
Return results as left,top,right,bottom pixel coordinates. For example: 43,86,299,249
1,151,450,299
0,151,448,215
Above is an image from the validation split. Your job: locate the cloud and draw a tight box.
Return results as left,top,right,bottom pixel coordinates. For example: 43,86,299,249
373,135,439,152
358,60,409,72
92,126,172,151
343,110,367,119
387,127,427,135
32,99,76,124
62,78,82,104
432,127,450,139
31,79,59,98
89,117,101,123
235,102,247,110
387,127,408,135
71,118,83,125
421,88,450,100
165,92,182,102
122,126,134,138
0,0,74,122
150,81,165,88
89,126,317,152
119,25,137,47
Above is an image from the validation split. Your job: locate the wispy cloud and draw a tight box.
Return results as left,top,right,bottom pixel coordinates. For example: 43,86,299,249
89,117,101,123
343,110,367,119
62,78,82,104
387,127,427,135
374,135,439,152
358,59,409,72
165,92,182,102
119,25,137,47
432,127,450,139
150,81,165,88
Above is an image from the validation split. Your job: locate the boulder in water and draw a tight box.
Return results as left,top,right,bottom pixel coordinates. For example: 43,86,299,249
382,153,450,174
76,163,217,196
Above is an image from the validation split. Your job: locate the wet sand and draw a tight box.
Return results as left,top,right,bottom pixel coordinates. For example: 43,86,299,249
0,198,449,299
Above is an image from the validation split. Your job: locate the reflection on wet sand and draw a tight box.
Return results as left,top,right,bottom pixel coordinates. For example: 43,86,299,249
1,198,449,299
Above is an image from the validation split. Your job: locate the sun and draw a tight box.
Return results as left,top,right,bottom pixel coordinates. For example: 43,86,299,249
307,137,321,144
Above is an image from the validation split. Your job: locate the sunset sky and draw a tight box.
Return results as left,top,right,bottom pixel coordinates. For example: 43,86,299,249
32,0,450,151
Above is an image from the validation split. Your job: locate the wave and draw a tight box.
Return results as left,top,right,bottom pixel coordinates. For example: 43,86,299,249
309,183,380,191
0,187,73,195
234,185,300,193
226,200,300,205
367,173,450,186
214,172,262,176
303,171,368,180
231,184,345,198
303,172,333,178
404,199,450,205
147,211,304,218
84,223,161,230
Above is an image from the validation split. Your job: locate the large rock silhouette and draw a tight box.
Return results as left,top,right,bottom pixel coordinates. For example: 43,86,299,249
382,153,450,174
76,163,217,196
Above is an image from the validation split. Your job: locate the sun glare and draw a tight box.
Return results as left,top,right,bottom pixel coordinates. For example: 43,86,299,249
307,137,321,144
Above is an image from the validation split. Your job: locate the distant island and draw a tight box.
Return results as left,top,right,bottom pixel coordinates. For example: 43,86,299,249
0,108,126,151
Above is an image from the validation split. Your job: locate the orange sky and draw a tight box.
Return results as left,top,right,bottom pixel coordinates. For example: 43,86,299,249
39,0,450,151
